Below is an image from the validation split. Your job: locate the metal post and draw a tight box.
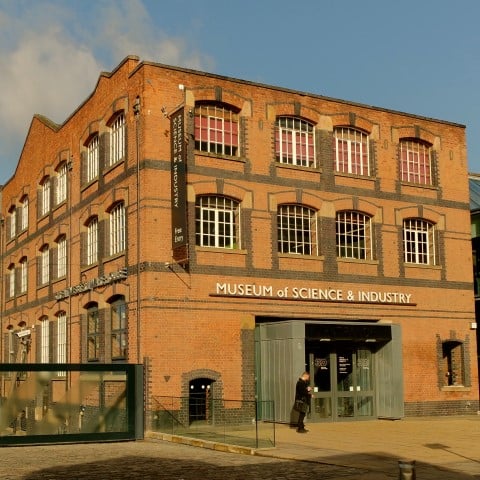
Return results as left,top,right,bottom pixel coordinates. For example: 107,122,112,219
398,459,416,479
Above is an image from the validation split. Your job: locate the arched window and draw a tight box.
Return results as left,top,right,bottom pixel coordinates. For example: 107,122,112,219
275,116,315,167
86,134,99,182
56,235,67,279
108,112,126,167
109,202,126,255
7,264,15,298
39,176,51,216
334,127,370,176
40,316,50,363
19,257,28,294
56,162,68,205
277,204,317,255
86,216,99,265
195,195,240,248
39,244,50,285
20,195,29,231
400,139,432,185
336,211,373,260
194,103,239,156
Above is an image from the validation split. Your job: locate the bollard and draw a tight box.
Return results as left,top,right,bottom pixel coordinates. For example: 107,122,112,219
398,459,416,480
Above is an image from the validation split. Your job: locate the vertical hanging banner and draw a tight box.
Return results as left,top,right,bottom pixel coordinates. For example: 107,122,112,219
170,108,187,250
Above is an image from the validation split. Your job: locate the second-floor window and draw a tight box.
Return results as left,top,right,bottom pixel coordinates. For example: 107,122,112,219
40,317,50,363
400,139,432,185
334,127,370,176
403,218,436,265
195,195,240,248
275,116,315,167
19,257,28,293
86,217,99,265
40,245,50,285
278,204,317,255
8,264,15,298
194,103,239,156
56,236,67,278
109,203,126,255
109,113,126,167
336,211,373,260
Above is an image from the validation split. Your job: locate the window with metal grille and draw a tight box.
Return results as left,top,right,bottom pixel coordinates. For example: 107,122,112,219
87,134,99,182
400,139,432,185
110,296,127,360
57,311,67,375
109,113,125,166
110,203,126,255
403,218,436,265
40,177,50,216
194,104,239,156
40,245,49,285
87,303,100,362
56,235,67,278
275,116,315,167
56,162,67,205
87,217,98,265
334,127,370,175
277,205,317,255
195,196,240,248
40,317,49,364
336,211,373,260
19,257,27,293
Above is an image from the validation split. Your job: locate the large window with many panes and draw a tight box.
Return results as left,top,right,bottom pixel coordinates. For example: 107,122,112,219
86,216,98,265
109,202,126,255
86,134,99,182
400,139,432,185
110,296,127,361
195,195,240,248
194,103,239,156
336,211,373,260
403,218,436,265
109,113,125,167
86,302,100,362
275,116,315,167
334,127,370,176
278,204,318,255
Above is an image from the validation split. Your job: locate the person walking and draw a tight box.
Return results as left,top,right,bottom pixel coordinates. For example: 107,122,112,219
294,371,312,433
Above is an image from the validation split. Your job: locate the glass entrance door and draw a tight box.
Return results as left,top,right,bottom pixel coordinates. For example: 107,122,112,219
309,347,375,421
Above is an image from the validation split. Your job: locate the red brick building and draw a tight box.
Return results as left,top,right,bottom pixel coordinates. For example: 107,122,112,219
1,55,478,424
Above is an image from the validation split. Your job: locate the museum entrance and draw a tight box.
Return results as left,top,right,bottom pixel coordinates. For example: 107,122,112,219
308,346,375,421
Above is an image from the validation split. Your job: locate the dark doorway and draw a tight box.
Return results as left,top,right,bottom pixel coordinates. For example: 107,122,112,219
188,378,213,424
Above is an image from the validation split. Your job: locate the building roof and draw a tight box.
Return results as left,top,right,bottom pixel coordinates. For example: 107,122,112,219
469,175,480,212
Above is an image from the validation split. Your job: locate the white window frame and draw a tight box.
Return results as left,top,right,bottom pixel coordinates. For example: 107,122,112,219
110,203,126,255
109,113,125,167
403,218,436,265
21,196,29,231
40,318,49,363
195,196,240,248
87,217,99,265
40,177,51,216
8,265,15,298
57,236,67,278
56,163,67,205
400,139,432,185
87,134,99,182
194,104,239,156
57,312,67,366
275,116,316,167
40,245,50,285
20,257,28,293
336,211,373,260
334,127,370,176
278,205,317,255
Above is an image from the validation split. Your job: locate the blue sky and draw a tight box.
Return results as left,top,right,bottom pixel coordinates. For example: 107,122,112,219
1,0,479,184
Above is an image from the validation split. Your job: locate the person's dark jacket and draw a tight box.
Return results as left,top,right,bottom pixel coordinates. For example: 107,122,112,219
295,377,310,404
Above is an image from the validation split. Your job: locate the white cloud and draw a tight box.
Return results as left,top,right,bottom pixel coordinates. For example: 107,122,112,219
0,0,213,183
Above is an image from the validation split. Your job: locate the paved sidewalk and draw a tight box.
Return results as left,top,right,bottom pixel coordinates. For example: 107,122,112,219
0,415,478,479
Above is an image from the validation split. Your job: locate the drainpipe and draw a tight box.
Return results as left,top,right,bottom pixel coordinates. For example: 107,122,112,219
133,96,141,364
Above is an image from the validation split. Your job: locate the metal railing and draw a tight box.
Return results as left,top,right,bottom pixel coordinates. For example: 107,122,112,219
149,395,275,449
